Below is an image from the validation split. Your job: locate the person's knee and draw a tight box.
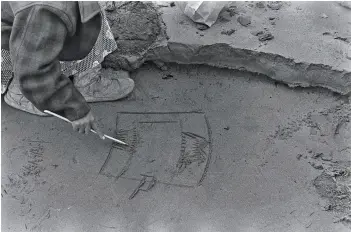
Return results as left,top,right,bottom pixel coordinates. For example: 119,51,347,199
59,13,102,61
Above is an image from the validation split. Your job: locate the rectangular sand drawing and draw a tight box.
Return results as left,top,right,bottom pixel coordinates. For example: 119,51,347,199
99,112,212,187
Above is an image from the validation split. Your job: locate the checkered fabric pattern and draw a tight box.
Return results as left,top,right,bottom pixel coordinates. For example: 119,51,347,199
60,8,117,77
1,49,12,94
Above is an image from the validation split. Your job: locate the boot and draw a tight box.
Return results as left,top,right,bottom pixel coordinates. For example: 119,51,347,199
73,65,135,102
4,78,49,116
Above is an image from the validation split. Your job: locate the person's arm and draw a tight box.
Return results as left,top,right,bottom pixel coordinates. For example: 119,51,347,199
9,5,90,121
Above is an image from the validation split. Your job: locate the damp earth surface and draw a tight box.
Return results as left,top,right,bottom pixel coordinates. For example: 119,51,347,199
2,63,350,232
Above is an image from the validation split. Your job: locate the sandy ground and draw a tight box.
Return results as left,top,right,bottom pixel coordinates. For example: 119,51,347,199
2,63,350,232
150,1,351,94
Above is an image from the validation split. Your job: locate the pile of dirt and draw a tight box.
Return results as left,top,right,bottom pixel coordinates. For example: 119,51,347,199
313,162,351,212
313,162,351,227
102,2,168,71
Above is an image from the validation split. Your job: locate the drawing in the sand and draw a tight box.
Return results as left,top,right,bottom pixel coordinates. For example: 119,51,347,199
177,131,209,173
129,174,157,199
99,112,212,191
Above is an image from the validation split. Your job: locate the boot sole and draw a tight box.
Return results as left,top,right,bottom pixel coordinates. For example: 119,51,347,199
4,94,51,117
83,79,135,103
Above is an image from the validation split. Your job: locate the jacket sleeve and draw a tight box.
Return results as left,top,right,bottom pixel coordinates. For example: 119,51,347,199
9,5,91,121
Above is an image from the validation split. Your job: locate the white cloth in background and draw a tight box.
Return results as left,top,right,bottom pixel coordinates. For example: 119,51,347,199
176,1,228,27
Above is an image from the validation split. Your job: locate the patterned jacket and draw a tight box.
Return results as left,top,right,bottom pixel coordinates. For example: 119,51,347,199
1,1,102,120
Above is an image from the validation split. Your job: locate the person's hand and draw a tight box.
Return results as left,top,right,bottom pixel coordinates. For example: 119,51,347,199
71,111,105,139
